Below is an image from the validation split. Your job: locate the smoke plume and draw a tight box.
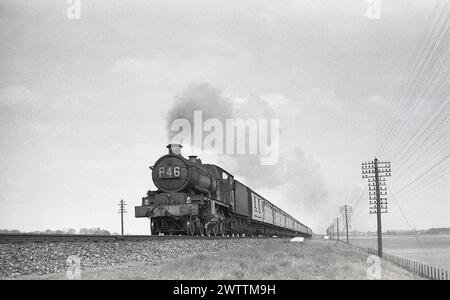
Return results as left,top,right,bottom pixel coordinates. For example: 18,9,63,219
166,82,329,223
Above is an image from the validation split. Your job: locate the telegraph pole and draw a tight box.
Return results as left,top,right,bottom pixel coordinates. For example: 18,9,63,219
362,158,391,258
345,206,349,244
374,158,383,257
340,205,353,244
336,218,340,242
117,199,127,236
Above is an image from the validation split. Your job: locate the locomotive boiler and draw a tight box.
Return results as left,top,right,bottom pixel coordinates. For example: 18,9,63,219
135,144,312,237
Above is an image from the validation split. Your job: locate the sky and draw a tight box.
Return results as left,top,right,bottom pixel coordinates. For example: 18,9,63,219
0,0,448,234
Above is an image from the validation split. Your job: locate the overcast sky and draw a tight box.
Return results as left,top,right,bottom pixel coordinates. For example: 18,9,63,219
0,0,448,234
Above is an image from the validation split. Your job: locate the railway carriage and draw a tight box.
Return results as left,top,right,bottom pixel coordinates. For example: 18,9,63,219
135,144,312,238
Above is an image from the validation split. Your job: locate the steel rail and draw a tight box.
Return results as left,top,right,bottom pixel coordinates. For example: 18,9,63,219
0,233,311,243
0,233,235,243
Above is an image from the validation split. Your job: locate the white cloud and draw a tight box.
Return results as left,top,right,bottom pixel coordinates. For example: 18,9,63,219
366,94,391,108
109,57,174,86
0,85,41,109
301,87,343,112
109,41,253,91
258,88,343,121
260,93,292,110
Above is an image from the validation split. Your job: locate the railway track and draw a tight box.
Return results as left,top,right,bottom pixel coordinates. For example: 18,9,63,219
0,233,266,278
0,233,253,243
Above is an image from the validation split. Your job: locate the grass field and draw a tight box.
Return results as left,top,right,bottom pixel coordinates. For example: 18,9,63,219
19,239,420,280
349,234,450,271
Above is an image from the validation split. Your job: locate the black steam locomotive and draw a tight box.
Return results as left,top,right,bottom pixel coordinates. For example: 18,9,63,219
135,144,312,237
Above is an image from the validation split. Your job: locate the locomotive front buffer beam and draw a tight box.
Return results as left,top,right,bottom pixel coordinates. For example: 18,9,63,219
135,204,199,218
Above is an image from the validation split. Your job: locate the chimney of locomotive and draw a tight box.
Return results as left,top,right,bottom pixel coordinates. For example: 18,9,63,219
167,143,182,155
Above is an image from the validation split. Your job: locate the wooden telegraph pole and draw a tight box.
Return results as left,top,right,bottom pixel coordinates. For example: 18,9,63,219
117,199,127,236
340,205,353,244
362,158,391,257
336,218,340,242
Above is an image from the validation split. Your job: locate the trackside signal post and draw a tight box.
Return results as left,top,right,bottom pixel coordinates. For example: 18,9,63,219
362,158,391,257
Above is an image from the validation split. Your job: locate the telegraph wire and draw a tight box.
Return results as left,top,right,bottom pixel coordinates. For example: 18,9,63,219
394,97,450,166
394,124,450,181
387,186,433,265
383,29,449,185
392,75,450,167
375,0,444,155
398,168,450,200
376,0,447,155
378,2,450,156
395,155,450,192
393,154,450,195
352,186,367,212
382,24,450,158
387,43,450,162
396,159,450,197
387,40,450,157
389,93,449,182
406,135,450,171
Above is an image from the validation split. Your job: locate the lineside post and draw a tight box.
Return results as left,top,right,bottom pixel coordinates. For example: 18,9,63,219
118,199,127,236
336,217,339,242
362,158,391,258
340,204,353,244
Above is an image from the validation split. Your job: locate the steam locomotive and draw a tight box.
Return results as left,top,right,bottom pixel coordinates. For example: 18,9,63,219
135,144,312,237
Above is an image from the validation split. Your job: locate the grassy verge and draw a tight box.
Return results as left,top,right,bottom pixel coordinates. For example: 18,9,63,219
18,238,422,280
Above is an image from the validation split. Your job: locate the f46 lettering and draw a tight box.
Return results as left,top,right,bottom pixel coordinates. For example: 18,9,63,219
158,166,181,178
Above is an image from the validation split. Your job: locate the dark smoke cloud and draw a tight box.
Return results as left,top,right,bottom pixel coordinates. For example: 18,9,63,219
166,82,234,139
166,82,329,214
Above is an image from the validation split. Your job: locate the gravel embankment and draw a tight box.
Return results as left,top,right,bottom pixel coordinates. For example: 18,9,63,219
0,238,264,278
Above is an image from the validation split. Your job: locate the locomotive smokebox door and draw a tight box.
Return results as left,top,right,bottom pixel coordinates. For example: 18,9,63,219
152,155,189,193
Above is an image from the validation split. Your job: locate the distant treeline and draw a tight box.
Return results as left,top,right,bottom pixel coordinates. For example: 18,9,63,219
386,228,450,235
422,228,450,235
350,227,450,236
0,228,114,235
